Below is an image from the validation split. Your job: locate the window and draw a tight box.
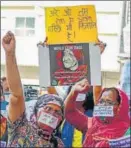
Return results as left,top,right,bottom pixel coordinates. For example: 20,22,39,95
1,17,8,39
15,17,35,37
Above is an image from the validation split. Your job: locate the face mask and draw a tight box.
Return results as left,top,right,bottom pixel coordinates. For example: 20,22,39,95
38,112,58,129
93,106,114,121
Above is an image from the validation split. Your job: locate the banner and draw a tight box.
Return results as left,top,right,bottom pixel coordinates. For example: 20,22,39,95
38,43,101,87
45,5,98,44
109,135,130,148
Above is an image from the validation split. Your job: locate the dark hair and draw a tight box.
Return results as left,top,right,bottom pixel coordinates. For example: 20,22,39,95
82,92,94,110
102,87,121,105
1,77,7,82
0,84,4,97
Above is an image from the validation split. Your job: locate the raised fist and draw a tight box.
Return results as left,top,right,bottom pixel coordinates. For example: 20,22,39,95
2,31,16,53
37,37,48,47
95,39,106,54
71,78,90,94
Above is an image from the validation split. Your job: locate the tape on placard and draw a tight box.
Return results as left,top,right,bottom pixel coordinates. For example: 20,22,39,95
76,93,86,102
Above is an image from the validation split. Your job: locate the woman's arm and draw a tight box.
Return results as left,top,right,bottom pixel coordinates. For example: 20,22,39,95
64,79,90,133
2,31,25,123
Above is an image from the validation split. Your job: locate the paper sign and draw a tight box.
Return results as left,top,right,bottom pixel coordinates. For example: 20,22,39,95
38,43,101,87
24,85,38,100
0,141,6,147
76,93,86,101
93,106,114,117
45,5,98,44
38,112,58,129
109,135,130,148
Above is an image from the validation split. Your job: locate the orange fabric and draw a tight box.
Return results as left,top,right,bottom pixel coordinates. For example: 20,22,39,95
93,86,102,105
0,117,7,138
47,87,57,95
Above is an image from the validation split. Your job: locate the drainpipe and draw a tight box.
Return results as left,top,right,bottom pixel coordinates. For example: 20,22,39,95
118,1,126,53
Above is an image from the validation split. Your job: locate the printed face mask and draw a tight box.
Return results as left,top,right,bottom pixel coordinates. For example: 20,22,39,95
38,112,58,129
93,106,114,117
93,106,115,122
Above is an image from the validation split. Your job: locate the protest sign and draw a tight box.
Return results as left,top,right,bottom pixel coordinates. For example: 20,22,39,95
45,5,98,44
109,135,130,148
24,85,38,100
38,43,101,87
93,106,114,117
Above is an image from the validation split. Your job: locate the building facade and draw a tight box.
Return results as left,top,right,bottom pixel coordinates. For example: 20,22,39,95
1,1,129,87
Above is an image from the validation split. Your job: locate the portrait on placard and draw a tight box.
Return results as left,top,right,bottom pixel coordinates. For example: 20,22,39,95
49,44,90,86
38,42,101,87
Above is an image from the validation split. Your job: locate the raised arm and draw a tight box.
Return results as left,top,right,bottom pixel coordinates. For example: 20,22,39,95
64,79,90,133
2,31,25,122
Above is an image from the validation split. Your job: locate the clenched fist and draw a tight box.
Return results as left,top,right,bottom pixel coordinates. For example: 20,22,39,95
71,79,90,94
2,31,16,54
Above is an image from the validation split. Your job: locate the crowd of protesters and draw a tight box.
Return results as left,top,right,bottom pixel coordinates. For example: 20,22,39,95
0,31,130,148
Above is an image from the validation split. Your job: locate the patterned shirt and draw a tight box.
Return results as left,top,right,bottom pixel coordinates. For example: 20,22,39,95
7,112,64,147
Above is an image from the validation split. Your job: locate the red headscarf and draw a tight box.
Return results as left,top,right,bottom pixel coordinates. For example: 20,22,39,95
83,88,130,148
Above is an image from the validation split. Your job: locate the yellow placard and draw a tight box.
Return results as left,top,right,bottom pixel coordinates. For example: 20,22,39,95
45,5,98,44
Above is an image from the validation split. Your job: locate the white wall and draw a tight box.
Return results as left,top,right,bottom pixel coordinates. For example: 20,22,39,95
1,1,123,71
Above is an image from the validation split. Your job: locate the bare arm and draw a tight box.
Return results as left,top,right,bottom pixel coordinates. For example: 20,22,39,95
64,79,90,133
2,31,25,122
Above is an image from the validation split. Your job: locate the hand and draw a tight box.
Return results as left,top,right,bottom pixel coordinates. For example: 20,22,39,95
37,37,48,47
95,39,106,54
2,31,16,54
71,79,90,94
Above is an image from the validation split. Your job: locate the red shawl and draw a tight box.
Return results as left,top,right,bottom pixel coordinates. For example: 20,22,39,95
83,88,130,148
